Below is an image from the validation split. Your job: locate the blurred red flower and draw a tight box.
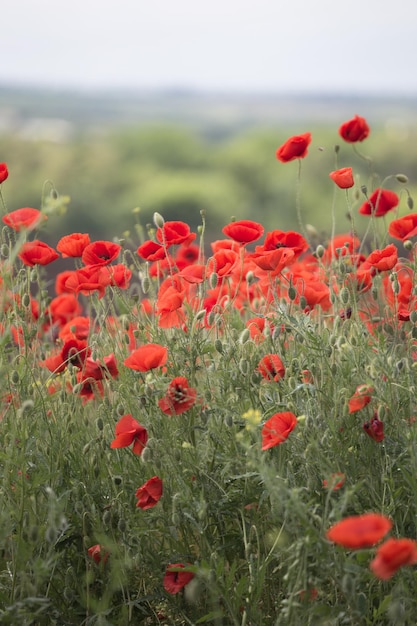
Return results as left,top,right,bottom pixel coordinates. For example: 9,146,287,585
388,213,417,241
348,384,373,413
257,354,285,382
124,343,168,372
323,472,345,491
163,563,194,594
87,544,109,565
136,476,163,510
363,414,384,442
0,162,8,184
339,114,370,143
222,220,264,244
370,538,417,579
276,132,312,163
57,232,91,257
326,513,392,549
329,167,354,189
3,208,46,232
110,414,148,455
18,240,59,266
261,412,297,450
359,189,399,217
158,376,197,415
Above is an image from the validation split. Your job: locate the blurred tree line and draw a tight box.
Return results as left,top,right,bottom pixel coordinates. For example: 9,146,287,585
1,121,416,248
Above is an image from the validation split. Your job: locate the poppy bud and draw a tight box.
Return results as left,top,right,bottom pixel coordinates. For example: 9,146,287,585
209,272,218,289
153,212,165,228
340,288,350,304
288,286,297,301
1,244,8,257
22,293,31,308
396,174,408,183
141,446,152,463
407,196,414,210
239,329,250,344
214,339,223,353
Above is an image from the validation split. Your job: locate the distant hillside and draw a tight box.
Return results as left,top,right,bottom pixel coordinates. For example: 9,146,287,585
0,85,416,139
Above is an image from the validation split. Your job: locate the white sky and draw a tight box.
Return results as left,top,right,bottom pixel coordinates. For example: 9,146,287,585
2,0,417,94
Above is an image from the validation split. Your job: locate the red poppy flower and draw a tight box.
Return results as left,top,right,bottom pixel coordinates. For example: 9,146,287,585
2,207,46,231
365,244,398,272
339,115,370,143
135,476,163,510
55,270,75,295
326,513,392,549
0,163,9,184
323,472,346,491
329,167,355,189
18,240,59,266
276,132,312,163
163,563,195,594
156,221,196,247
61,338,90,369
348,384,374,413
246,317,267,341
178,264,206,284
370,538,417,580
388,213,417,241
261,412,297,450
81,240,121,266
82,353,119,381
175,243,200,269
206,249,239,279
359,189,399,217
249,247,295,275
363,414,384,442
46,293,83,326
222,220,264,244
263,230,309,258
110,414,148,455
257,354,285,382
124,343,168,372
158,376,197,415
87,544,109,565
100,263,132,290
56,232,91,257
63,266,109,298
137,240,166,262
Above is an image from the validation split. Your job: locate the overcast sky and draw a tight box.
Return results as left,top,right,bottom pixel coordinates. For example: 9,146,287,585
2,0,416,94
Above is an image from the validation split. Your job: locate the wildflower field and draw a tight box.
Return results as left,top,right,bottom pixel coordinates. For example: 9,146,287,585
1,114,417,625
